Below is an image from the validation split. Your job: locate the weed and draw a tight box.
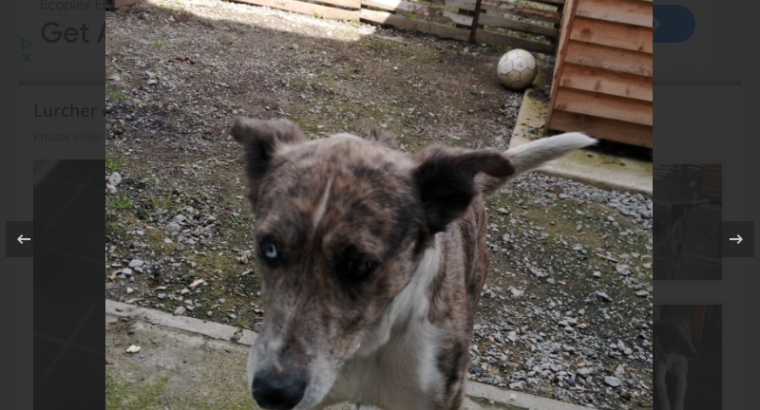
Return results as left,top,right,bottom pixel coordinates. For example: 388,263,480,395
150,191,179,212
109,193,133,210
487,43,507,55
106,154,126,172
106,87,127,102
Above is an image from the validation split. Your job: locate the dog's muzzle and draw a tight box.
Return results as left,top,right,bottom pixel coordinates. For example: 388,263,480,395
251,365,307,410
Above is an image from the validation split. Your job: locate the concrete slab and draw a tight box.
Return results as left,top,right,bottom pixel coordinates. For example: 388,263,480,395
510,88,653,195
105,300,592,410
466,382,592,410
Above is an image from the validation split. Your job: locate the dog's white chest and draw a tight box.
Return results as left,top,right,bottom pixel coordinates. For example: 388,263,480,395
336,323,440,410
334,319,442,410
328,247,444,410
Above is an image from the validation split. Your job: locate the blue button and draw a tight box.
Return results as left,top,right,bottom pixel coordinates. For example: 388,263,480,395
654,5,696,43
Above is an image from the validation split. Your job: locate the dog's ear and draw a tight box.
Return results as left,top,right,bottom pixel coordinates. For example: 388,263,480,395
230,117,307,209
367,127,398,149
412,146,514,235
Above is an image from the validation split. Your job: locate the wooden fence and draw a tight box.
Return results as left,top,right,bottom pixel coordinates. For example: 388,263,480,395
544,0,653,148
233,0,564,54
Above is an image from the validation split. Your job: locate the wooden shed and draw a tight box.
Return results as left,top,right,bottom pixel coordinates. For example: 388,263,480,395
545,0,653,148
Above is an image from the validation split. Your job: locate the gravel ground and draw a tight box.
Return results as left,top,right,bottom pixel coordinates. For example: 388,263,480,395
105,1,655,409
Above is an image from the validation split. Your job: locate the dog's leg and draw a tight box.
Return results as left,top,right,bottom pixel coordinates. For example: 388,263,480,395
654,361,672,410
673,358,689,410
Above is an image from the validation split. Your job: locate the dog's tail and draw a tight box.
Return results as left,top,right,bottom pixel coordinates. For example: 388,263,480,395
478,132,597,196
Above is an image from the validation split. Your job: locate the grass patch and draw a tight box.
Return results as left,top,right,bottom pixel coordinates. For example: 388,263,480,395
108,192,133,210
106,369,169,410
106,153,126,172
487,43,508,55
150,191,181,212
106,87,127,102
106,222,128,241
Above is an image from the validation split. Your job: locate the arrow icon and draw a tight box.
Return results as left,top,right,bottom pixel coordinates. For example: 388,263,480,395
729,234,743,244
17,234,31,244
22,39,32,50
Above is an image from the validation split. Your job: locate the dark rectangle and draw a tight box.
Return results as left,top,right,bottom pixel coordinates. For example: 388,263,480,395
653,81,741,86
19,81,106,86
34,160,105,408
5,221,34,257
653,163,723,280
721,221,754,257
654,304,723,410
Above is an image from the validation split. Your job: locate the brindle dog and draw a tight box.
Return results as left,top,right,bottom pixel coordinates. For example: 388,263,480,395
230,118,595,410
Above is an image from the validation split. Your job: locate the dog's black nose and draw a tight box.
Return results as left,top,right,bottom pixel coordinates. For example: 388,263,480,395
251,367,307,410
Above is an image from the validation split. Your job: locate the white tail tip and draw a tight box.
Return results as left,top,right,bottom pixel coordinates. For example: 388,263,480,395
505,132,597,176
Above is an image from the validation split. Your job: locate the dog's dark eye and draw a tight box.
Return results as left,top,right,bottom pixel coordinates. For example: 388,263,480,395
337,254,377,284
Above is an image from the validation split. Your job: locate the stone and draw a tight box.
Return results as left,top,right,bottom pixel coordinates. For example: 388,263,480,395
108,172,123,186
166,222,181,235
615,264,631,275
604,376,622,387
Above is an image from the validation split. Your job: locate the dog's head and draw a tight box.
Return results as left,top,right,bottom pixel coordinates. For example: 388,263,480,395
655,318,699,358
230,118,514,409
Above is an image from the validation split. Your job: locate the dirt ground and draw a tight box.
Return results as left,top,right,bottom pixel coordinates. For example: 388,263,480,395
105,302,524,410
105,1,655,409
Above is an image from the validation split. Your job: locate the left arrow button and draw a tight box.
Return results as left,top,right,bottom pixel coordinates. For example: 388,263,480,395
6,221,34,257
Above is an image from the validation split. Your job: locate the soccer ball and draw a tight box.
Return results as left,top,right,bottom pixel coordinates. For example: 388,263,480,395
497,49,538,91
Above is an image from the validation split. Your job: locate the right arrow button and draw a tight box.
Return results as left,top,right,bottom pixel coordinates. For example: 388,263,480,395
722,222,754,257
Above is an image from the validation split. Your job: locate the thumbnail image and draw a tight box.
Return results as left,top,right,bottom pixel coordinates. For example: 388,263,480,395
654,305,722,410
653,164,722,280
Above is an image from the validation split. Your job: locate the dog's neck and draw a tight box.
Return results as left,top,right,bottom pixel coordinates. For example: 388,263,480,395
353,237,443,357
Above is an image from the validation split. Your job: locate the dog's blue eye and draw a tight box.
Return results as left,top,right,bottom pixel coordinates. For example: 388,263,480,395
258,240,281,267
264,243,278,259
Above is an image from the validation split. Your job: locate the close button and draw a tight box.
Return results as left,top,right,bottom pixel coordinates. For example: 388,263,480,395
654,5,696,43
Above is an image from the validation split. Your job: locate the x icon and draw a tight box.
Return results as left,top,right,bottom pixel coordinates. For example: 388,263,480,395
23,54,31,63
